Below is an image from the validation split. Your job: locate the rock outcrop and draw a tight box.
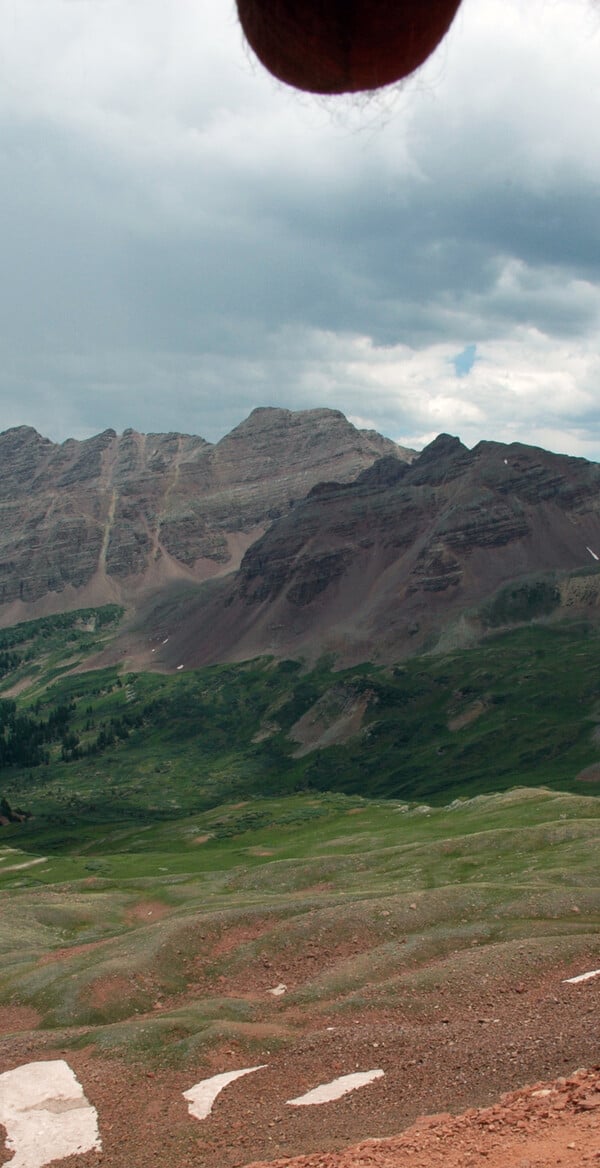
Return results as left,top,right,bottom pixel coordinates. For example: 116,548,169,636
148,434,600,668
0,409,406,623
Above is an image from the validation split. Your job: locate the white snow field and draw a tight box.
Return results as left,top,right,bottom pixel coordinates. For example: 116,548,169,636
0,1059,101,1168
287,1069,384,1106
563,968,600,984
183,1065,268,1120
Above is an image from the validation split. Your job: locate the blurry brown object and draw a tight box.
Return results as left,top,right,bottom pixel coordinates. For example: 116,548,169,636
236,0,462,94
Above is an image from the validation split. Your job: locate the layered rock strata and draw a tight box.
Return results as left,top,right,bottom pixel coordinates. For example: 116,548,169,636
0,409,405,621
151,434,600,667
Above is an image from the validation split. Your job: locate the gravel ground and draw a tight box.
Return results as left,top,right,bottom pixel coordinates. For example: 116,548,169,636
0,955,598,1168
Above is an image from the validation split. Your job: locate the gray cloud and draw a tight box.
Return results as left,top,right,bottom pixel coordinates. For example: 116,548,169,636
0,0,599,458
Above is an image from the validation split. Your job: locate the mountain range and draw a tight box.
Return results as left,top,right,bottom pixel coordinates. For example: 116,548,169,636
1,409,600,668
0,408,404,625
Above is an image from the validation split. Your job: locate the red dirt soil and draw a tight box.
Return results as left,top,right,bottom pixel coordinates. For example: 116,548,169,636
1,955,599,1168
246,1067,600,1168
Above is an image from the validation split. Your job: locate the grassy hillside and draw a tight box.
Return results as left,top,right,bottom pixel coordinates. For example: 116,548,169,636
0,609,598,827
1,786,599,1067
1,607,598,1150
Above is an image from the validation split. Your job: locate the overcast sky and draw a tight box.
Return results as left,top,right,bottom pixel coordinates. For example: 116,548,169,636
0,0,599,459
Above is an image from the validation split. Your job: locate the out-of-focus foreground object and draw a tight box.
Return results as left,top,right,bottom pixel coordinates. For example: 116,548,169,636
236,0,463,94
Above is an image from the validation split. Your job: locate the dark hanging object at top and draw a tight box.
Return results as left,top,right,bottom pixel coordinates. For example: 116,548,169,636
236,0,463,95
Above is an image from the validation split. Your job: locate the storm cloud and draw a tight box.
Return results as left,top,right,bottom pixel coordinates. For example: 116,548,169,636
0,0,598,457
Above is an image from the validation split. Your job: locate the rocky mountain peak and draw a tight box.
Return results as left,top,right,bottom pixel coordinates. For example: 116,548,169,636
159,432,600,670
0,408,408,622
0,425,52,453
408,433,472,485
419,433,469,459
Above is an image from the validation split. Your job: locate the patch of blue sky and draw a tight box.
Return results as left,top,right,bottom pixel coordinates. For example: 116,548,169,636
451,344,478,378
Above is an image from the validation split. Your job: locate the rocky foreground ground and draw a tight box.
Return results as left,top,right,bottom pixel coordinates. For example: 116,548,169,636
246,1066,600,1168
1,957,598,1168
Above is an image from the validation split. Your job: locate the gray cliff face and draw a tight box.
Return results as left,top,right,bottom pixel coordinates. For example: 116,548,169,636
156,433,600,669
0,409,406,612
235,436,600,612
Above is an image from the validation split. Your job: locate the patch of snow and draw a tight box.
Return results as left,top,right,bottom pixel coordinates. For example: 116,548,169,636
287,1069,384,1107
183,1065,268,1120
0,1060,101,1168
1,856,47,873
563,968,600,984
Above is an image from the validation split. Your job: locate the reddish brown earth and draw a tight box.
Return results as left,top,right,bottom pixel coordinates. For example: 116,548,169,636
1,959,598,1168
246,1068,600,1168
0,1005,41,1032
123,899,173,925
38,940,112,966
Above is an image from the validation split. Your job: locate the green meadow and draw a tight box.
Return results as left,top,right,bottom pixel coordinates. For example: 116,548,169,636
1,786,599,1065
0,606,598,1067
